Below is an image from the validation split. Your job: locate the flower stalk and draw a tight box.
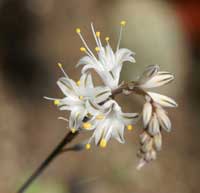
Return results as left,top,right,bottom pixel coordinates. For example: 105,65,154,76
16,131,79,193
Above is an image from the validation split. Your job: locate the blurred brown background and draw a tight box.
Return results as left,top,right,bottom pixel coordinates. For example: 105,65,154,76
0,0,199,193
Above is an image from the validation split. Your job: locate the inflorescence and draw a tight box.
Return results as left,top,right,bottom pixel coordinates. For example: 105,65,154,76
45,21,178,169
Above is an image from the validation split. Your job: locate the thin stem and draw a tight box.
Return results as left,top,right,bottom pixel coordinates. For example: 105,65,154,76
111,82,147,97
16,131,79,193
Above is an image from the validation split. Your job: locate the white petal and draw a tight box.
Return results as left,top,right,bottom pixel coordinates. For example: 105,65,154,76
143,102,152,127
94,125,106,145
69,109,86,129
120,112,139,125
58,97,82,111
85,100,101,116
139,71,174,89
153,133,162,151
148,113,160,135
115,48,136,65
93,87,111,104
76,56,96,67
111,121,125,143
156,108,171,132
79,73,93,88
105,44,115,68
148,92,178,108
139,64,160,83
57,77,75,97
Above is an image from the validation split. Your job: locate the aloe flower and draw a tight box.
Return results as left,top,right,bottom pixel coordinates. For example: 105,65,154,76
76,21,135,90
45,64,111,132
83,100,139,148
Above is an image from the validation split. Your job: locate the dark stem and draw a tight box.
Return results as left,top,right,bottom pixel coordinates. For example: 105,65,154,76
16,131,79,193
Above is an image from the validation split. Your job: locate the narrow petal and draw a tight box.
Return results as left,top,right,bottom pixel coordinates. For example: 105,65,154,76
115,48,136,65
94,126,106,145
57,77,74,97
79,73,94,88
85,100,101,116
139,64,160,83
156,108,171,132
143,102,153,127
76,56,96,67
148,92,178,108
121,112,139,125
94,87,111,104
111,122,125,143
148,113,160,135
139,71,174,89
153,133,162,151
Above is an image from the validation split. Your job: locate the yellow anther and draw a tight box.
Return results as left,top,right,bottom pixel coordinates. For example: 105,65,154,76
76,80,81,86
100,139,107,148
76,112,80,116
120,20,126,26
127,124,133,131
54,100,60,105
96,31,100,37
57,63,62,68
76,28,81,33
79,95,84,100
105,37,110,42
85,143,91,150
82,122,92,129
71,128,76,133
95,47,100,52
80,47,86,52
96,115,104,120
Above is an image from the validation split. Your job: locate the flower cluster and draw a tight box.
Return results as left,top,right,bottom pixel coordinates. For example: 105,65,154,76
46,21,177,169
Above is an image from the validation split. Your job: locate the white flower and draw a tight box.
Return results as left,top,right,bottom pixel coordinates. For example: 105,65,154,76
83,100,139,148
45,64,111,131
137,65,174,89
76,21,135,90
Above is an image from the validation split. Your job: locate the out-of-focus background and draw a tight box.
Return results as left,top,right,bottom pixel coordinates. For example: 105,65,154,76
0,0,199,193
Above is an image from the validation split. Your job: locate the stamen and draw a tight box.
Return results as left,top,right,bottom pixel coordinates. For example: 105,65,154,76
58,117,69,122
96,31,100,37
96,31,103,48
71,128,76,133
76,27,97,60
57,63,68,78
54,100,60,105
76,28,81,33
85,143,91,150
91,23,100,48
80,47,86,52
79,96,84,100
82,122,92,129
127,124,134,131
95,47,100,52
116,20,126,51
100,138,107,148
96,115,104,120
105,36,110,42
120,20,126,26
76,80,81,86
